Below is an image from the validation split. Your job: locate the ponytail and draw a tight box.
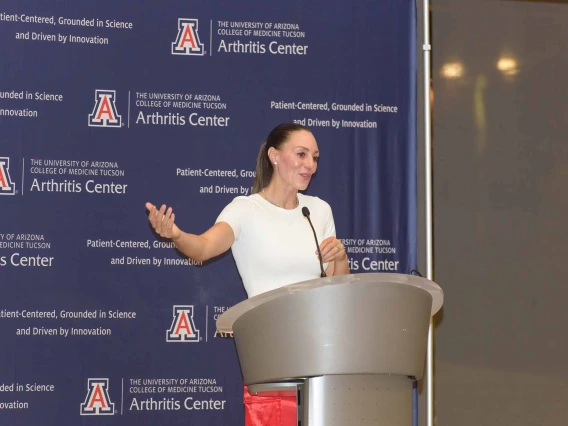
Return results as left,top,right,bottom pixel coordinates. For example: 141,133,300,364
252,139,272,194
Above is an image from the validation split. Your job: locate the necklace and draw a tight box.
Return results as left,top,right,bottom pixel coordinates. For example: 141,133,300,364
262,188,299,209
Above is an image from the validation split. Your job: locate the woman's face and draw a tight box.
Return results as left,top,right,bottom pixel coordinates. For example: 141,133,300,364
270,130,320,190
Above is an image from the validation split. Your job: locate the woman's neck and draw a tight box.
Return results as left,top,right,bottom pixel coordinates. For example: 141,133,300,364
263,182,298,209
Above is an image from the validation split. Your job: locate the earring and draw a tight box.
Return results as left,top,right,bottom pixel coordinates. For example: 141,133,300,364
274,161,277,165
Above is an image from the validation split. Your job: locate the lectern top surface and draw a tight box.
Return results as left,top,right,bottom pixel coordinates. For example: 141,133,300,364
216,273,443,333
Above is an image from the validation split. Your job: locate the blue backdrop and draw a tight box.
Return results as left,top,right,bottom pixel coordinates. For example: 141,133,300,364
0,0,416,424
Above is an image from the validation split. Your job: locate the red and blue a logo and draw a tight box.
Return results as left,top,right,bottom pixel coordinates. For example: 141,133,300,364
80,378,115,415
88,90,122,128
172,19,205,56
0,157,16,195
167,305,200,342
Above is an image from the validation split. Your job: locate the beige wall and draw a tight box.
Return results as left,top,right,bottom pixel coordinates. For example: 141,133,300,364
422,0,568,424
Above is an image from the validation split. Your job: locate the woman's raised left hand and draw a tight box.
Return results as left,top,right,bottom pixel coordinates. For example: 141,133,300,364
317,237,347,263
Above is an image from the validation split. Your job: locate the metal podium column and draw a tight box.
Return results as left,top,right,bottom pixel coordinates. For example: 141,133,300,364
303,375,412,426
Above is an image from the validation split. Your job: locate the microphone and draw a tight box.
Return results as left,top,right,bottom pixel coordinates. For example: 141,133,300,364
302,207,326,278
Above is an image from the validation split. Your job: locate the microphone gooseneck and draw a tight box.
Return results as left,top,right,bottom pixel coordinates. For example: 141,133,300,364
302,207,326,278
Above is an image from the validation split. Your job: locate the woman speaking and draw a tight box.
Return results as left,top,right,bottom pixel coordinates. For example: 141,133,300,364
146,122,349,425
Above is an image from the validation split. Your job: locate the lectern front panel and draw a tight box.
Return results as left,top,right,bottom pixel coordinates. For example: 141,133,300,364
233,281,432,384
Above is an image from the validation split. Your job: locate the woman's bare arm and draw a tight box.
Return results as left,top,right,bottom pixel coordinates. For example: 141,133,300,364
146,203,234,262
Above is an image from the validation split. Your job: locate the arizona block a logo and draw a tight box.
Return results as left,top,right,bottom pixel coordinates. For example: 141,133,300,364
88,90,122,128
80,378,115,415
167,305,200,342
172,19,205,55
0,157,15,195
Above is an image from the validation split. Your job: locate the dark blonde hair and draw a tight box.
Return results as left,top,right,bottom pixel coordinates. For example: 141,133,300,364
252,123,311,194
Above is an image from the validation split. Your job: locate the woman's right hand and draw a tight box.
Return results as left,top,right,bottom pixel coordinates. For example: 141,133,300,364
145,202,182,241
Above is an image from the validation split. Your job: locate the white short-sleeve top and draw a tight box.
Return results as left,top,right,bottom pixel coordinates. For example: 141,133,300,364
216,193,336,297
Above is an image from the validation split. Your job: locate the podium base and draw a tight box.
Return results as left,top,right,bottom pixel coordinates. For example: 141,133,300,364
250,375,412,426
303,375,412,426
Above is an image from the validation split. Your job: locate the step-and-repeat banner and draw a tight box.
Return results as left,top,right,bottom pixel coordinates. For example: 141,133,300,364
0,1,416,424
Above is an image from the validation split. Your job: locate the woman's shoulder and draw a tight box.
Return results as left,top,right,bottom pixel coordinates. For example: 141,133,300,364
298,193,332,211
224,193,263,209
